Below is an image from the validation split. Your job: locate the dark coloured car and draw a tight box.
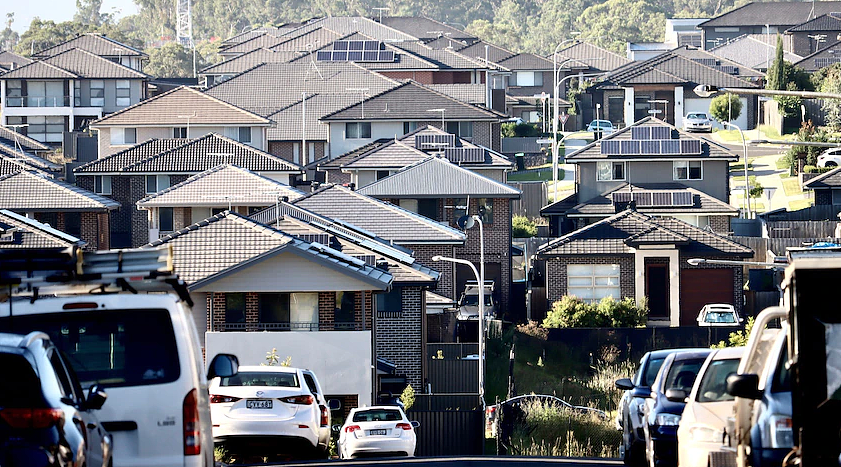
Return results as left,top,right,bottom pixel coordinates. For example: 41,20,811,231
615,348,706,467
0,331,112,467
642,349,712,467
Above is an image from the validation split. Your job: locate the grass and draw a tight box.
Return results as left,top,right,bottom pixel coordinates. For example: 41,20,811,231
776,156,792,170
781,177,804,196
508,168,565,182
731,175,758,184
729,158,756,172
789,199,813,210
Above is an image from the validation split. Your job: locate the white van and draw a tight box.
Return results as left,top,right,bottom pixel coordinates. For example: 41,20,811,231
0,247,238,467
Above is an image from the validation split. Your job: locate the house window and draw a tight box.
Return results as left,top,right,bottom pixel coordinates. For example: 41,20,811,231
376,170,390,180
94,175,112,195
6,80,22,107
238,127,251,143
159,207,174,232
523,111,540,123
146,174,170,194
477,198,493,224
446,121,473,138
335,291,356,329
90,80,105,107
116,80,131,106
453,197,467,224
597,161,625,181
399,199,438,220
173,127,187,138
124,128,136,144
74,80,81,106
346,122,371,139
511,71,543,87
27,116,64,143
568,264,621,303
377,288,402,313
832,190,841,205
225,293,246,325
111,128,136,145
259,293,291,325
674,161,702,180
403,122,420,134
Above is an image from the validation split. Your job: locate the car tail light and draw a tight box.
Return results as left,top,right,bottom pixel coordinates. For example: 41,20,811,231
279,395,313,405
344,425,361,433
396,422,412,430
320,405,329,427
487,406,496,414
209,395,241,404
0,408,64,429
183,389,200,456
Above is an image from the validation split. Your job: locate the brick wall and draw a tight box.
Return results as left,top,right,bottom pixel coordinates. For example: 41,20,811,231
324,168,350,185
316,291,373,330
97,212,110,250
79,212,99,251
379,71,435,84
208,292,226,331
174,207,192,230
130,176,149,247
409,244,456,299
329,394,359,420
269,141,327,165
545,255,636,304
375,286,424,389
709,215,731,234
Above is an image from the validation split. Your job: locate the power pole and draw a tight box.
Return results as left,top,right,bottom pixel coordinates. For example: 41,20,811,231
176,0,196,77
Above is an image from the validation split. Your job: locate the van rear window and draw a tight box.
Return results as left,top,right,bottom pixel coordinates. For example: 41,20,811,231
0,309,180,388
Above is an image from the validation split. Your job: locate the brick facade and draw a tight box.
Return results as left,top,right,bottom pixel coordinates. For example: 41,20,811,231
324,168,351,185
174,207,192,231
267,141,327,165
375,286,424,389
545,255,636,304
409,244,456,299
709,215,731,234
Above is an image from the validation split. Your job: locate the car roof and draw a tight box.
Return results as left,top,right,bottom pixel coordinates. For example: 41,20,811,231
710,346,745,360
352,405,405,412
646,347,708,359
671,349,713,361
702,303,735,310
236,365,300,373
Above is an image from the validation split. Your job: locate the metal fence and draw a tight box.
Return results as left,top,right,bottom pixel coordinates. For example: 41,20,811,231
408,394,484,456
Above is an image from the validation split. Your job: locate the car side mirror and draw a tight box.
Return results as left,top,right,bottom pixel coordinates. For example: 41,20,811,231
411,420,420,428
615,378,635,391
332,424,342,433
207,353,239,380
726,373,762,400
85,384,107,410
665,388,687,402
328,399,341,411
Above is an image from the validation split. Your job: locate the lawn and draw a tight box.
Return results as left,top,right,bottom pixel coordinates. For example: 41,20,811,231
729,158,755,172
789,199,813,210
715,125,792,144
776,156,792,170
731,175,758,184
781,177,804,196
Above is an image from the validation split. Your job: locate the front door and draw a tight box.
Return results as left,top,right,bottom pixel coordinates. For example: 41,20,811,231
646,264,669,320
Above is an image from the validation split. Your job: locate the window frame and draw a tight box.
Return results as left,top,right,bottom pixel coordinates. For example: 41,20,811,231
94,175,112,195
596,161,626,181
674,160,703,180
89,80,105,107
346,122,372,139
238,127,252,143
476,198,493,225
377,288,403,313
225,293,246,324
173,127,187,138
115,79,131,106
567,264,621,303
159,207,174,232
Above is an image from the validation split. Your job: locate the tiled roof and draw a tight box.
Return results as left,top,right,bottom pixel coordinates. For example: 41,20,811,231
427,84,487,105
379,17,476,42
269,27,344,52
199,48,299,75
709,34,801,69
565,183,739,216
669,45,765,78
317,139,392,169
0,144,61,172
0,58,77,79
90,86,271,127
33,33,146,58
0,126,51,152
497,53,554,71
221,26,299,48
75,138,186,173
565,117,739,161
2,48,147,80
387,41,503,70
147,210,392,288
536,209,752,257
357,156,521,198
0,209,83,249
0,171,119,212
540,192,579,215
137,164,304,207
555,41,631,72
604,52,758,88
397,125,512,166
266,92,370,140
456,41,516,64
0,155,50,176
329,140,431,169
281,17,418,43
787,13,841,32
699,2,841,28
292,184,466,244
321,80,505,121
803,165,841,188
793,40,841,72
305,33,441,71
204,62,399,118
0,50,33,69
219,34,293,55
426,290,456,306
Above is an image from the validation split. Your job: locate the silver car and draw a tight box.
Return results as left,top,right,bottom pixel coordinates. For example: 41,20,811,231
683,113,712,132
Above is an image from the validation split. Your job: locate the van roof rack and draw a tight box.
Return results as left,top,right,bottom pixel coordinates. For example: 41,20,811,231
465,280,495,287
0,245,192,306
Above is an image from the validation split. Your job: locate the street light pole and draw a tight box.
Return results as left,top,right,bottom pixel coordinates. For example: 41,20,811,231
724,121,752,218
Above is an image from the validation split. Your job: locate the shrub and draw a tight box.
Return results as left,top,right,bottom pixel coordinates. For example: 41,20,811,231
502,122,541,137
709,93,743,122
400,384,415,411
543,296,648,328
712,316,755,348
512,215,538,238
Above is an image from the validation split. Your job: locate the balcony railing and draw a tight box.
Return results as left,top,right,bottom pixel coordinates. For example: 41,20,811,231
219,321,364,332
5,96,71,107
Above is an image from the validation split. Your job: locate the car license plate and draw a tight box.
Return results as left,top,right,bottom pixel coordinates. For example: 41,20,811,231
369,429,387,435
246,399,272,409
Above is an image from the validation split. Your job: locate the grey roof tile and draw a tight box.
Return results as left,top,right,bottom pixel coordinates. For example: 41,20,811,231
456,41,516,64
0,171,120,211
555,41,631,72
497,53,554,71
379,17,476,42
426,84,487,104
669,45,765,78
199,48,300,75
709,34,801,69
566,183,739,216
387,40,503,70
269,27,345,52
0,209,83,249
803,165,841,188
356,156,521,198
75,138,186,173
283,17,418,43
540,192,579,215
787,13,841,32
220,34,294,55
0,50,33,69
1,48,147,80
33,33,146,58
793,40,841,71
292,184,466,243
700,2,841,28
603,52,758,88
0,126,51,152
0,144,61,173
221,26,300,48
339,140,431,169
266,92,367,140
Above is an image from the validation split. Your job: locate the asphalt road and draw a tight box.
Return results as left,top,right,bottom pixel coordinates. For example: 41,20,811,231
250,456,623,467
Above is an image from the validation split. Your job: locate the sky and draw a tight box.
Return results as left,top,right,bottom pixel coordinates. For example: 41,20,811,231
7,0,140,33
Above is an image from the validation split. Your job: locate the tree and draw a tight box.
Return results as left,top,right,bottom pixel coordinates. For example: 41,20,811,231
15,17,137,56
74,0,105,26
1,13,19,50
819,63,841,131
543,295,648,328
765,34,813,118
512,215,537,237
575,0,667,54
709,93,742,122
712,317,754,348
144,42,200,78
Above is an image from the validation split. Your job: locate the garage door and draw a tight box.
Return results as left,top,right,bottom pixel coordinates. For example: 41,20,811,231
680,269,734,326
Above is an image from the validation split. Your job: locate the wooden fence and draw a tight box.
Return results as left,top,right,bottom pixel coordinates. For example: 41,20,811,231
509,181,547,219
763,204,840,221
765,221,838,238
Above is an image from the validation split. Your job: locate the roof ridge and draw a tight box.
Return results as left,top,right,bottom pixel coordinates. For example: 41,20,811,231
795,39,841,61
362,155,520,194
1,56,79,79
9,170,117,209
667,53,757,87
35,33,145,57
0,209,82,244
150,210,295,247
538,209,640,252
804,165,841,186
649,215,752,252
319,81,410,119
46,47,149,79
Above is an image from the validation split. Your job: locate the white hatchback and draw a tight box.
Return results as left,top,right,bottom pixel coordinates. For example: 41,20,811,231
209,366,325,459
696,304,743,326
338,406,419,458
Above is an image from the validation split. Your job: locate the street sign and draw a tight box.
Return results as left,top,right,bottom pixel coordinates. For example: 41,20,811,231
559,113,569,124
536,139,554,144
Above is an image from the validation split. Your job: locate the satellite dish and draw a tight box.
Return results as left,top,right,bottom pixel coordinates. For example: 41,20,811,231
457,215,475,230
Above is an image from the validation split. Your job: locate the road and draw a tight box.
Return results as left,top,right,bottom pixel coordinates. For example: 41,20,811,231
261,457,622,467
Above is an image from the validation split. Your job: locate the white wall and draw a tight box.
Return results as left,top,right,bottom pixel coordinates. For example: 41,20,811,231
328,121,405,158
683,97,748,131
205,331,373,406
624,87,635,127
634,248,680,327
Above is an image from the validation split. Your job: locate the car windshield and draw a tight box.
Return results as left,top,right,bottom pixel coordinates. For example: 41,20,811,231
353,409,403,422
220,371,299,387
687,113,707,119
664,358,706,392
705,311,736,323
461,294,493,306
697,358,740,402
591,121,612,128
642,357,666,387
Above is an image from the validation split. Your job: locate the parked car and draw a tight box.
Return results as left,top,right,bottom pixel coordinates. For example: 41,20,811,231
456,280,497,321
337,406,419,458
488,394,609,438
209,365,331,459
696,304,743,327
0,331,112,467
683,113,713,132
817,147,841,168
301,369,337,456
615,348,706,467
642,349,712,467
587,119,615,134
676,347,744,467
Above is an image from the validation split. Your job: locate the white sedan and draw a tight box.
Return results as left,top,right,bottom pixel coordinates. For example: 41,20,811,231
209,366,324,459
338,406,419,458
696,304,743,326
817,147,841,168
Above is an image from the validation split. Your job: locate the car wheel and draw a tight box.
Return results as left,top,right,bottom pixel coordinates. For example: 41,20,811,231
827,161,838,167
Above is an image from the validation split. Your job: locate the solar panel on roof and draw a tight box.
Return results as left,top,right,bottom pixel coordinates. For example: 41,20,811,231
299,233,331,245
333,51,348,61
348,51,363,61
717,65,738,74
652,192,672,206
349,41,364,51
631,127,651,140
363,51,378,61
672,191,693,206
815,57,841,68
634,193,653,206
416,134,456,149
641,140,660,154
620,140,640,155
693,58,718,67
334,41,349,51
352,254,377,266
680,140,702,154
379,51,395,62
650,126,672,140
445,147,485,163
601,140,621,154
661,140,680,154
364,41,380,50
612,192,632,204
316,51,332,61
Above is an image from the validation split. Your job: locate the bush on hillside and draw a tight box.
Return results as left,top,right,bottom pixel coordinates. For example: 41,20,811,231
543,296,648,328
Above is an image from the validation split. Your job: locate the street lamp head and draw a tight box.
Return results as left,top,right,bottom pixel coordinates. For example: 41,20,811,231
693,84,718,98
431,255,442,262
687,258,705,266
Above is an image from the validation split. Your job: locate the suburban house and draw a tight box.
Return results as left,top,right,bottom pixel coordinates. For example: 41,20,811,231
74,133,303,247
0,170,118,249
793,40,841,72
32,33,147,72
589,50,759,129
135,164,304,242
249,199,440,395
536,208,753,326
356,155,521,315
784,13,841,56
709,33,800,71
0,208,85,250
628,19,708,61
199,48,300,86
0,126,60,176
541,117,740,236
319,80,506,157
147,210,393,409
317,125,513,186
803,166,841,206
0,50,32,73
88,85,272,158
555,40,632,73
0,48,149,143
